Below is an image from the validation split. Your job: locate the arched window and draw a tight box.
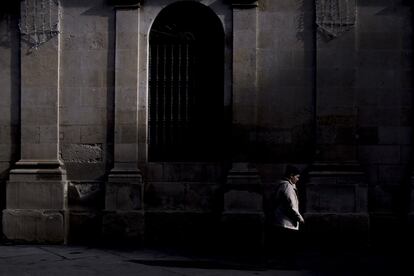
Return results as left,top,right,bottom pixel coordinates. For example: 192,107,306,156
149,2,225,161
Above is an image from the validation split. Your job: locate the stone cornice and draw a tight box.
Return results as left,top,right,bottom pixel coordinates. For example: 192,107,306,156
108,0,142,8
230,0,258,8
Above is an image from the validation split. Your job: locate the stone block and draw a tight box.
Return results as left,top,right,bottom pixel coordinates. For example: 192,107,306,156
318,87,356,108
0,144,14,161
377,165,407,184
39,126,58,143
221,212,265,252
356,88,377,106
22,107,57,125
68,181,103,208
7,181,67,209
358,32,400,50
370,212,405,247
263,0,306,12
358,145,401,164
401,145,412,164
80,126,106,143
377,107,404,126
185,183,221,211
356,68,396,89
400,69,413,89
144,211,217,249
21,49,58,87
68,211,102,244
115,50,138,85
224,190,262,212
64,162,106,180
116,8,138,34
0,108,11,124
357,50,399,68
102,210,144,244
233,9,256,31
373,184,407,210
21,87,58,106
256,128,292,144
21,126,40,143
116,88,138,112
306,184,360,213
61,144,103,163
114,143,137,163
62,31,109,51
20,143,58,160
2,209,65,243
303,213,370,247
119,124,138,143
80,51,108,87
60,126,81,143
105,181,142,210
318,49,356,69
317,145,357,162
80,87,107,108
144,182,185,210
357,127,378,145
116,110,138,125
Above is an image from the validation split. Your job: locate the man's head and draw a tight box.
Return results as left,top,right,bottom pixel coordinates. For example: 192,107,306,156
284,165,300,184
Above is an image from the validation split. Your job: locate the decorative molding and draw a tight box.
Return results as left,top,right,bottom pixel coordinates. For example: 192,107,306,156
108,0,142,8
229,0,258,8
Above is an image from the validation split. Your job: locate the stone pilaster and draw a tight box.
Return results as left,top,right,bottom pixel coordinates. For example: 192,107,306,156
3,0,67,243
222,0,264,251
103,2,144,244
305,0,369,246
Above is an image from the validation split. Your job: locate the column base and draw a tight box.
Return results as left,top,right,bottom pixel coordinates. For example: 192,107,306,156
222,163,264,252
304,212,370,248
2,209,66,243
102,210,145,245
305,162,369,247
105,168,143,211
3,160,68,244
103,168,144,244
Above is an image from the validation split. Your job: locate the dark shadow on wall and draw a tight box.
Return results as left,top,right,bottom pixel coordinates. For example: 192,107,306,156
0,1,20,241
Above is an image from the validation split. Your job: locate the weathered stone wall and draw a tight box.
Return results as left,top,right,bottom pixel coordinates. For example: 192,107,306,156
58,0,115,243
60,0,114,181
0,3,19,236
0,0,412,247
257,0,315,163
355,0,413,244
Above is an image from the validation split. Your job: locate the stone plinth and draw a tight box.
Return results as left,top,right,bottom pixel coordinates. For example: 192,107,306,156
222,163,264,252
3,160,67,243
103,169,144,244
305,163,369,247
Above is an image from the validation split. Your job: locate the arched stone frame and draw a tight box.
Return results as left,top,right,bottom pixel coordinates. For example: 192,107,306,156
104,1,232,241
137,0,233,164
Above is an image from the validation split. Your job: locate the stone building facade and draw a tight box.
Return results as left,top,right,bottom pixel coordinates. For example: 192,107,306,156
0,0,413,248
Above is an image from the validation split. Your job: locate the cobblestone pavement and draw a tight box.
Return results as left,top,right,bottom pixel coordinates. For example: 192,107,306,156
0,245,410,276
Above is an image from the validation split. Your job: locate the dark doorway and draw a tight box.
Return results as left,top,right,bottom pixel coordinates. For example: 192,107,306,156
148,2,225,161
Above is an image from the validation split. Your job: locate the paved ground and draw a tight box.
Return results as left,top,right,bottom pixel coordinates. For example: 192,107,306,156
0,244,410,276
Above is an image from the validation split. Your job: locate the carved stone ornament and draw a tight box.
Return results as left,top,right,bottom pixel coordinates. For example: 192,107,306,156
19,0,60,49
108,0,143,8
316,0,356,39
